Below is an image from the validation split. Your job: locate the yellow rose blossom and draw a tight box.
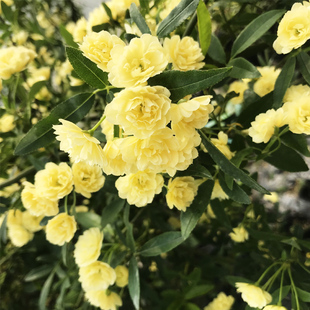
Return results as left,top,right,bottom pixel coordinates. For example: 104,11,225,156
115,170,164,207
0,113,15,132
12,30,28,45
263,306,287,310
79,261,116,291
87,5,110,33
80,30,125,72
105,86,171,138
72,161,105,198
284,84,310,102
166,177,200,212
282,93,310,134
229,225,249,243
107,34,168,87
236,283,272,309
0,78,2,92
0,46,36,80
211,179,228,200
273,2,310,54
8,224,34,247
0,179,19,198
21,210,44,233
53,119,106,167
45,213,77,246
74,227,104,267
163,35,205,71
85,290,122,310
115,265,129,287
21,182,59,217
27,66,50,87
73,17,88,43
100,118,114,141
160,0,182,20
227,80,249,104
35,86,52,101
253,67,281,97
204,292,235,310
35,162,73,201
248,108,286,143
208,131,235,160
7,209,23,227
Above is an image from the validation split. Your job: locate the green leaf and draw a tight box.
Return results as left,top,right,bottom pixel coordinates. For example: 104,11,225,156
228,57,261,79
183,303,201,310
129,256,140,310
14,93,94,155
139,232,185,256
184,284,214,300
197,0,211,55
210,199,232,229
101,198,125,228
28,81,46,102
247,228,285,241
180,163,212,179
66,46,108,88
59,25,79,48
0,213,7,244
297,51,310,85
39,271,55,310
75,212,101,229
273,57,296,109
130,3,151,34
231,10,285,59
271,285,290,304
139,0,149,14
226,275,251,286
102,3,113,20
148,68,232,102
296,287,310,302
24,265,54,282
157,0,200,38
281,238,301,250
208,34,226,64
281,132,310,157
1,2,13,22
126,223,136,252
181,180,214,239
200,132,269,194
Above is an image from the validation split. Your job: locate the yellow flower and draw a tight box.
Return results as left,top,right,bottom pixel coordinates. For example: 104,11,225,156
8,224,34,247
236,283,272,309
12,30,28,45
227,80,249,104
107,34,168,87
115,265,129,287
253,67,281,97
87,5,110,33
166,177,200,212
229,225,249,243
45,213,77,246
7,209,23,227
263,192,279,203
164,35,205,71
160,0,182,19
211,179,228,200
74,227,104,267
284,84,310,102
0,78,2,92
273,2,310,54
72,161,105,198
248,108,286,143
0,46,36,80
0,113,15,132
80,30,125,72
105,86,171,138
85,290,122,310
282,93,310,134
79,261,116,291
21,210,44,233
35,162,73,201
208,131,235,160
53,119,106,167
263,306,287,310
72,17,87,43
115,170,164,207
21,182,59,217
27,66,50,87
204,292,235,310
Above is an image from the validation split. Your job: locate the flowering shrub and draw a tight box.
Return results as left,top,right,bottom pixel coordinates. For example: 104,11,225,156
1,0,310,309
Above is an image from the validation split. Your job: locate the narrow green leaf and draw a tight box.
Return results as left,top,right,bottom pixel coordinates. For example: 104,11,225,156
102,3,113,20
296,287,310,302
148,67,232,102
129,256,140,310
66,46,108,88
14,93,94,155
39,271,55,310
210,199,232,229
24,265,54,282
59,25,79,48
101,199,125,228
75,212,101,229
281,132,310,157
297,51,310,85
271,285,290,304
273,57,296,109
197,0,211,55
157,0,200,38
130,3,151,34
179,163,212,179
247,228,285,241
281,238,301,250
1,2,13,22
181,180,214,239
200,132,269,194
183,303,201,310
184,284,214,300
28,81,46,102
231,10,285,59
139,231,185,256
0,213,7,245
228,57,261,79
208,34,226,64
139,0,149,14
126,223,136,252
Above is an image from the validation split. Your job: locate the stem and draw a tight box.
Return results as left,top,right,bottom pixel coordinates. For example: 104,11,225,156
288,267,300,310
298,262,310,275
64,195,68,214
261,264,284,291
0,166,36,190
11,73,20,110
277,267,286,306
88,114,106,136
255,262,281,286
71,190,77,217
183,11,197,37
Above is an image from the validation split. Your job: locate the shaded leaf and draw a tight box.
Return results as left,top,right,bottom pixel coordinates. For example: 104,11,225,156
197,0,211,55
130,3,151,34
184,284,214,300
180,163,212,179
228,57,261,79
59,25,78,48
210,199,232,229
296,287,310,302
297,51,310,85
139,0,149,14
0,213,7,244
281,238,301,250
39,271,55,310
75,212,101,229
129,256,140,310
226,275,251,286
126,223,136,252
29,81,46,102
271,285,290,304
208,34,226,64
247,228,285,241
281,132,310,157
101,198,125,228
102,3,113,20
1,2,13,22
24,265,54,282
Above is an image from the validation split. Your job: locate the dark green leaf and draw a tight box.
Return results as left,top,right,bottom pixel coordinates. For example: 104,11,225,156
75,212,101,229
247,228,285,241
296,287,310,302
184,284,214,300
129,256,140,310
273,57,296,109
183,303,201,310
210,199,232,229
14,93,94,155
59,25,78,48
24,265,54,282
200,132,269,194
61,243,68,267
297,51,310,85
101,198,125,228
281,132,310,157
1,2,13,22
157,0,200,38
226,275,251,286
271,285,290,304
181,180,214,239
231,10,285,58
102,3,113,20
0,213,7,244
139,0,149,14
228,57,261,79
139,232,185,256
197,0,211,55
126,223,136,252
181,163,212,178
28,81,46,102
148,68,232,102
39,271,55,310
298,239,310,250
66,46,108,88
208,34,226,64
130,3,151,34
281,238,301,250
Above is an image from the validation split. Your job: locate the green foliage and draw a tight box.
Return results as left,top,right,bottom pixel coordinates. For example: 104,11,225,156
197,0,211,56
